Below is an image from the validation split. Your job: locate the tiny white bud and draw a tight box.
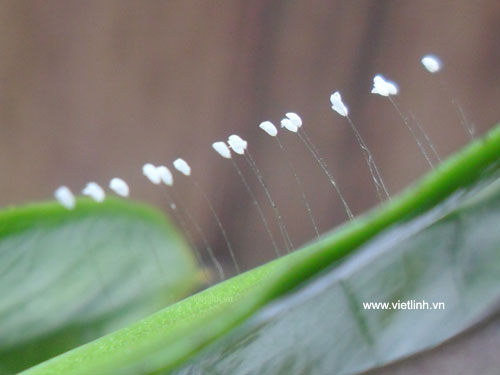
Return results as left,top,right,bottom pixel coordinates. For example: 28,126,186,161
280,118,298,133
170,202,176,210
82,182,105,202
212,141,232,159
386,81,399,96
54,186,76,210
421,54,442,73
227,135,248,155
157,165,174,186
371,75,399,97
330,91,349,117
285,112,302,128
371,75,387,96
259,121,278,137
142,163,161,185
109,178,129,197
173,158,191,176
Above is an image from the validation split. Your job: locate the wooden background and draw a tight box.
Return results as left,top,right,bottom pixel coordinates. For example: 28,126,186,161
1,0,499,274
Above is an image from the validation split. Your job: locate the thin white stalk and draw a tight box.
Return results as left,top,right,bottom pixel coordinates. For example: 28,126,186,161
452,98,475,139
275,136,320,238
330,92,388,201
421,56,475,139
345,116,390,201
163,189,211,282
297,129,354,221
244,150,294,252
388,96,435,169
170,189,225,281
189,178,241,274
438,75,475,139
230,158,281,257
408,110,441,163
143,164,211,280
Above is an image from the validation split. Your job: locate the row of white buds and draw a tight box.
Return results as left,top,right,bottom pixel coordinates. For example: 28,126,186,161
54,54,444,212
55,177,129,209
329,55,441,119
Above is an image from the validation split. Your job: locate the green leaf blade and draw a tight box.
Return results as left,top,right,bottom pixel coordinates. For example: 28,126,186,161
175,175,500,374
0,198,203,374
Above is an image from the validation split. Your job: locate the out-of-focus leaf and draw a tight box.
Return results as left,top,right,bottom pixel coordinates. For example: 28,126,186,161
0,198,203,374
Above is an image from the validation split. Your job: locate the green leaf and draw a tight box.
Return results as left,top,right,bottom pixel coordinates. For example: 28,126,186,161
0,198,204,374
174,168,500,374
19,123,500,375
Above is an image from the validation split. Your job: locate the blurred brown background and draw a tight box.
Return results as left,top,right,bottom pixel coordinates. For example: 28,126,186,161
1,0,499,274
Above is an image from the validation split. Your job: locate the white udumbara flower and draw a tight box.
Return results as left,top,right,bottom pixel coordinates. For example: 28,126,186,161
285,112,302,128
173,158,191,176
280,118,298,133
259,121,278,137
82,182,105,202
421,54,442,73
212,141,232,159
142,163,161,185
227,135,248,155
54,186,76,210
386,80,398,95
330,91,349,117
109,178,129,197
371,75,399,97
157,165,174,186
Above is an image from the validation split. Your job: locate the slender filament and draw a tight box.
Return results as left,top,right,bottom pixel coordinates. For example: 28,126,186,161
438,75,475,139
245,150,294,252
190,178,240,274
298,129,354,221
170,189,225,280
345,116,390,201
388,96,435,169
408,110,441,163
163,189,211,283
230,158,281,257
275,136,320,238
